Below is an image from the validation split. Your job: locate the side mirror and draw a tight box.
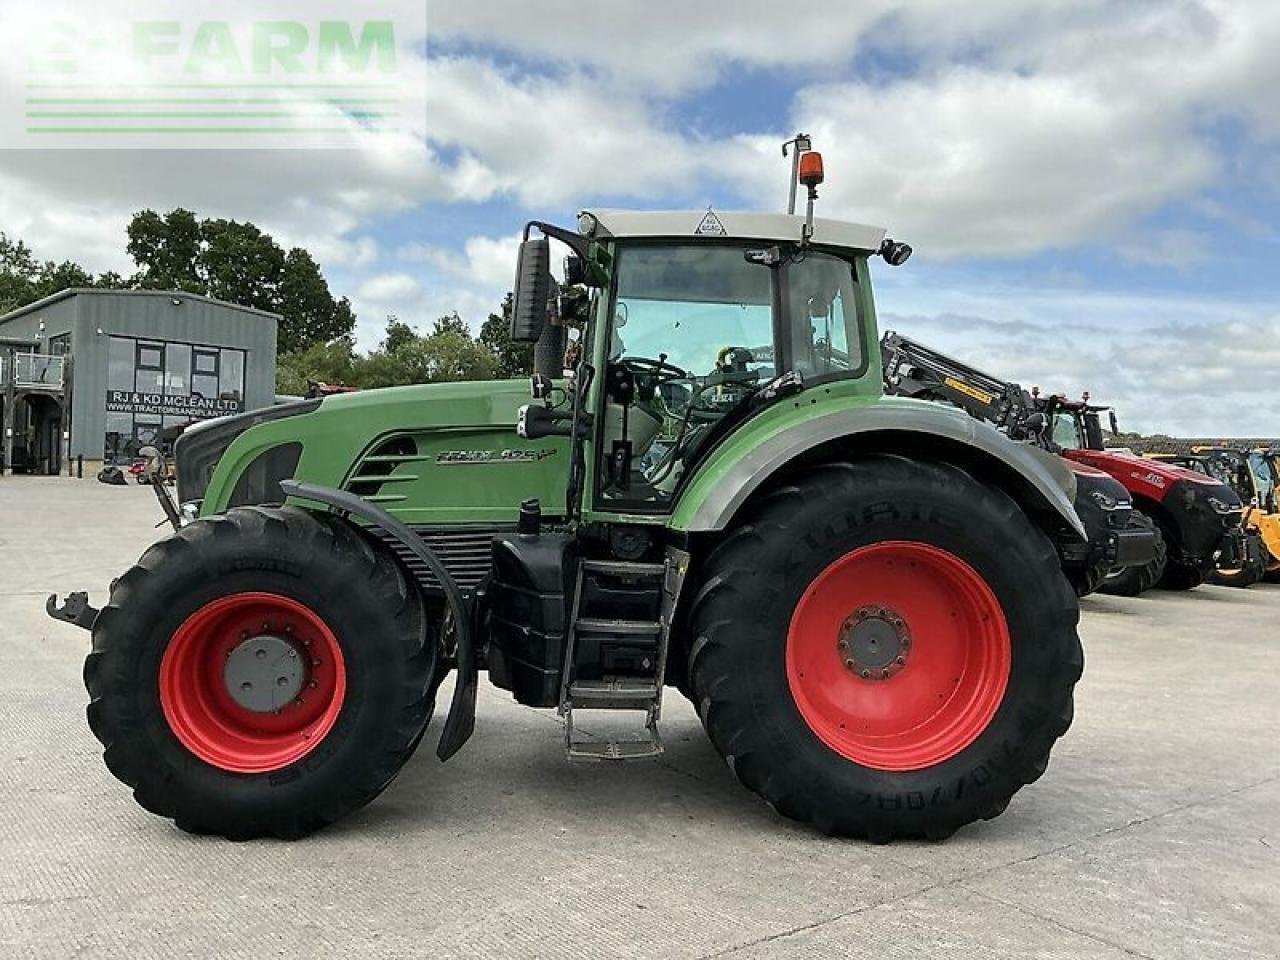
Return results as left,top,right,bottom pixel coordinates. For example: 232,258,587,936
1109,410,1119,435
511,236,552,343
1024,412,1048,436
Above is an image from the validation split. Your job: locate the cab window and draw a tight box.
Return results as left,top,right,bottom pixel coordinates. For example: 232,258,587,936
784,252,863,379
1051,414,1081,449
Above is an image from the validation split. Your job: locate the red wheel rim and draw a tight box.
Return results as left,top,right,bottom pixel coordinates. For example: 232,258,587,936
786,542,1010,771
159,593,347,774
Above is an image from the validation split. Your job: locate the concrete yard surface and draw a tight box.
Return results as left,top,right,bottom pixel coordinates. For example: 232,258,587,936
1,476,1277,959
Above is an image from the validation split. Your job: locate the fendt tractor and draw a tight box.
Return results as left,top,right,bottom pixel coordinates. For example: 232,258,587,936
1038,396,1247,594
49,143,1088,843
879,332,1157,597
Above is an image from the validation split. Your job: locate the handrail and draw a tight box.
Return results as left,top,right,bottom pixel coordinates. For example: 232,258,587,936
1,353,64,389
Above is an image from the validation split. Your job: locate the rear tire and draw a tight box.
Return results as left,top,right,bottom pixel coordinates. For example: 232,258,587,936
687,457,1082,841
1096,511,1166,597
84,506,437,839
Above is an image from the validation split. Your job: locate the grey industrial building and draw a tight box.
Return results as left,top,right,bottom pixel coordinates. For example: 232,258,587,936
0,289,278,476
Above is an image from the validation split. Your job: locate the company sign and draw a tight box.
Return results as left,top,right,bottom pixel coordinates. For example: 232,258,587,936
106,390,244,419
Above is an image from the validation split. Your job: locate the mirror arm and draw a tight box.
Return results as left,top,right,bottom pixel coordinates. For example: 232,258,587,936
526,220,592,259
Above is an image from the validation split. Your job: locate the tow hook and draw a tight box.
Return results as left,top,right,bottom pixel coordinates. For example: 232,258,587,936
47,592,99,631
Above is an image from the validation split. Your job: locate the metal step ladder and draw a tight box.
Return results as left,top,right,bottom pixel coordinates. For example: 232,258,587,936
558,558,671,759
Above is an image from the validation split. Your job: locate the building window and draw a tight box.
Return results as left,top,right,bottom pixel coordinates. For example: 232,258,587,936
49,333,71,356
103,334,248,463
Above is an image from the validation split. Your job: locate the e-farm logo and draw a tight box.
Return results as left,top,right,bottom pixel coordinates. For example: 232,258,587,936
6,2,426,149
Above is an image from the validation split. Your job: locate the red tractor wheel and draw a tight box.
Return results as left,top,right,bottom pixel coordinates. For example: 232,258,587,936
786,542,1010,772
159,593,348,774
85,507,437,839
688,456,1082,842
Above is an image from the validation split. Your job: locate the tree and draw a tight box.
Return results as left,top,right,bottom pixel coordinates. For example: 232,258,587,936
478,293,533,379
279,248,356,350
126,209,203,292
0,234,41,311
124,208,356,352
381,316,417,353
275,337,357,395
0,233,122,312
431,313,468,337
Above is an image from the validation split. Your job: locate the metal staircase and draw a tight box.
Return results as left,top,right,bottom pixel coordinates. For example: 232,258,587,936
558,557,678,759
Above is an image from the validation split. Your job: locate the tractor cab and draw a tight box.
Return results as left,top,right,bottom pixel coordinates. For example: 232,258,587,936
1040,394,1115,453
511,207,911,519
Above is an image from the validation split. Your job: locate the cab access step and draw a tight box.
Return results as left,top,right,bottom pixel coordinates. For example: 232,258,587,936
559,559,674,760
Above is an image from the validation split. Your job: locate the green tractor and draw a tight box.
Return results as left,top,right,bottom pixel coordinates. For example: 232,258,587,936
50,146,1085,842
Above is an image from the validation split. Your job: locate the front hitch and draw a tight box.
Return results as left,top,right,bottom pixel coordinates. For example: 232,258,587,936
47,592,99,631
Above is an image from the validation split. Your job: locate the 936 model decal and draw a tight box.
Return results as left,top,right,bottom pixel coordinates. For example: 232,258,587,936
436,449,557,465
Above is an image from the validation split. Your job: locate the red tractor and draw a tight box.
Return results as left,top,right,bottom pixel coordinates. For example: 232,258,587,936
1040,395,1247,594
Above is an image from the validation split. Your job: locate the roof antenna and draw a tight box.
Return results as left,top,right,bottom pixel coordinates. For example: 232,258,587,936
782,133,811,216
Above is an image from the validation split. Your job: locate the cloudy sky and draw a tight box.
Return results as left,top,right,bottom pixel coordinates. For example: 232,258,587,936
1,0,1278,434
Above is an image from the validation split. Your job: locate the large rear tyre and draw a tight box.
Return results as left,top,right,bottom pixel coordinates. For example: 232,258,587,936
84,506,437,839
1096,511,1166,597
687,457,1082,842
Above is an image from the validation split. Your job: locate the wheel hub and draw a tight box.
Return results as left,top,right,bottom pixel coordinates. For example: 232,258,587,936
837,605,911,680
223,634,306,713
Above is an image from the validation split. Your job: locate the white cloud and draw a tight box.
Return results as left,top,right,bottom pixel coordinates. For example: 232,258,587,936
879,279,1280,435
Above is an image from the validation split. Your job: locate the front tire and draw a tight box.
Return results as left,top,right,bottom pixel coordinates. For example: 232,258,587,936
687,457,1082,842
84,506,437,839
1211,531,1267,588
1096,511,1166,597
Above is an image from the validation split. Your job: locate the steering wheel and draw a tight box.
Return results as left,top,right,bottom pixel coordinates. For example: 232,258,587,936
620,356,688,381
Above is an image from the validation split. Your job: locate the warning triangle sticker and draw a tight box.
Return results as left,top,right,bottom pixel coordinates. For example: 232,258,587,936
695,209,727,236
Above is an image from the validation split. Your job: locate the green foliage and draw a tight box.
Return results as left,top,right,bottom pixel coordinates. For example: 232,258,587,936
277,315,504,394
275,338,358,396
125,208,355,352
478,293,534,378
0,232,126,313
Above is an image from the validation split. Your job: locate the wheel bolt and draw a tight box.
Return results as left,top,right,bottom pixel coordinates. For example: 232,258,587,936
860,669,871,679
896,656,905,665
881,669,891,679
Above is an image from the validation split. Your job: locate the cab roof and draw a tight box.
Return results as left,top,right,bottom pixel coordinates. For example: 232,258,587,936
579,209,887,253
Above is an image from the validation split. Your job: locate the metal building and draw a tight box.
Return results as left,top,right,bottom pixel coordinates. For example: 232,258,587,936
0,289,278,476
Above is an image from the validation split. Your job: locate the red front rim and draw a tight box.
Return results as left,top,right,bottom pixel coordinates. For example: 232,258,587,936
786,542,1011,771
159,593,347,774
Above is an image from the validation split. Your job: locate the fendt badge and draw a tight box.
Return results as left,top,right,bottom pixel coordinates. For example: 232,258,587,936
436,449,557,465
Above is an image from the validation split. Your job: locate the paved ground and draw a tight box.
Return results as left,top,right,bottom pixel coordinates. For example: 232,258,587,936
1,476,1277,959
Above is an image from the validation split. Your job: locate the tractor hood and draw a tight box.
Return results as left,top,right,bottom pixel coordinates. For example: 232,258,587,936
194,379,572,525
1070,448,1222,486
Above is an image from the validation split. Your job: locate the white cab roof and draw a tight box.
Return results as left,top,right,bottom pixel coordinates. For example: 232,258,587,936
580,209,887,252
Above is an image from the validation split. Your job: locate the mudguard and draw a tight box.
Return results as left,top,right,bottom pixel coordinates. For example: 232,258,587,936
674,400,1086,539
280,480,477,762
